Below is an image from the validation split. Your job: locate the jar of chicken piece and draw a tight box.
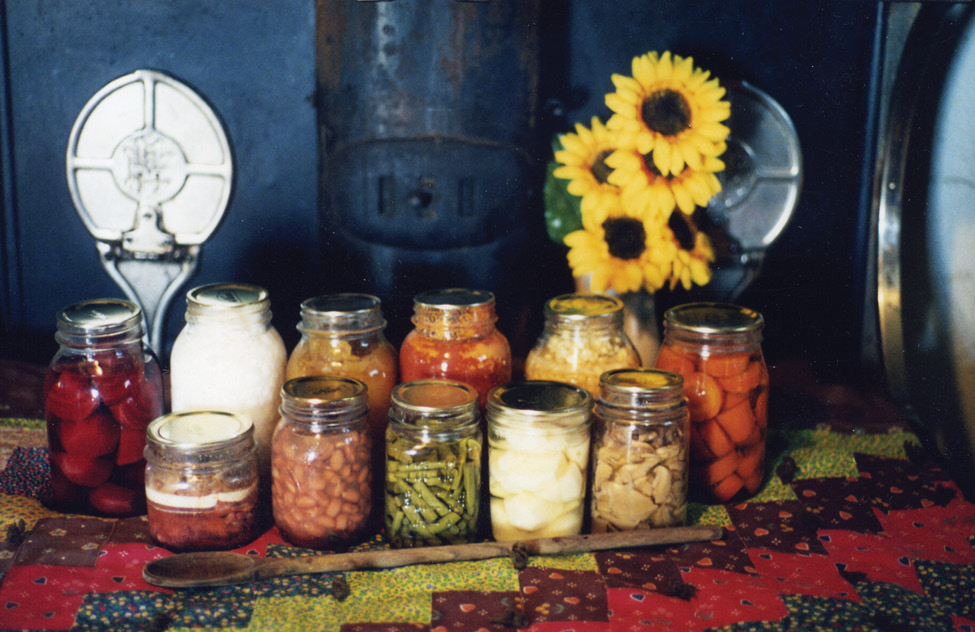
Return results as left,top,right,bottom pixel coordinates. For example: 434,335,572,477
145,411,259,551
169,283,287,476
487,381,592,541
399,289,511,409
656,303,768,504
271,376,372,548
525,294,641,395
385,380,482,548
591,369,689,532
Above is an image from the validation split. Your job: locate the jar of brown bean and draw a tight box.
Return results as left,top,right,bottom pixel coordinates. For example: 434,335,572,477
271,376,373,548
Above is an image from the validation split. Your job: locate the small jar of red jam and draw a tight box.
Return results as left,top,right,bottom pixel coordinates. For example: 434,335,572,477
145,411,259,551
43,299,164,516
271,376,373,549
399,289,511,409
656,302,768,504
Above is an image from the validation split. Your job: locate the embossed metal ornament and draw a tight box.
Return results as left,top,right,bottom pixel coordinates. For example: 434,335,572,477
66,69,233,352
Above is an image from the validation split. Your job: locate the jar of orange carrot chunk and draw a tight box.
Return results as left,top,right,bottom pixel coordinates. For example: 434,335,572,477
657,303,768,504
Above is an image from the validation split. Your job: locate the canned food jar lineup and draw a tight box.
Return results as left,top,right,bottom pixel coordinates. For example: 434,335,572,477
43,286,768,551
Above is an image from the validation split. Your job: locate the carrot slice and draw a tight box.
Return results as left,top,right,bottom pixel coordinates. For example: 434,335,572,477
655,345,696,376
710,473,744,503
700,352,750,378
715,399,756,446
754,388,769,429
718,360,762,393
689,424,715,462
685,371,723,422
736,444,763,481
698,419,734,459
700,450,740,486
743,469,763,495
721,390,749,412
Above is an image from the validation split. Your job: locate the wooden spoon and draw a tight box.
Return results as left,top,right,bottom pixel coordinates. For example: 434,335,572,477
143,525,722,588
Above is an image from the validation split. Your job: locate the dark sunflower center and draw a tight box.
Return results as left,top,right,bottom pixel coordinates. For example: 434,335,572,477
668,212,696,250
642,89,691,136
603,217,646,260
591,150,614,185
640,153,662,177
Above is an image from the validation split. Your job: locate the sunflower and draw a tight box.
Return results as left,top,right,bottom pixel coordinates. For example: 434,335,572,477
662,212,715,290
605,51,730,177
606,145,724,218
563,203,673,294
552,116,625,216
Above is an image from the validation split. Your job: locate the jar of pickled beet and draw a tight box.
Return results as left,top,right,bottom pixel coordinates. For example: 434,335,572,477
657,302,768,504
591,369,689,532
271,376,372,549
145,411,259,551
525,294,641,395
169,283,287,473
487,381,592,541
399,289,511,409
286,293,397,510
385,380,482,548
43,299,164,516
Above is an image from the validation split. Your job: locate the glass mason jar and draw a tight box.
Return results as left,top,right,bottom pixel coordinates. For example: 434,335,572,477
169,283,287,473
286,294,397,499
591,369,689,532
656,302,769,504
145,411,259,551
487,381,592,541
43,299,164,516
525,294,641,395
385,380,482,548
399,289,511,409
271,376,373,549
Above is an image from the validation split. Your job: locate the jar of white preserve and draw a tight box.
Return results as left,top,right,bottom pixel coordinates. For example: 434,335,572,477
169,283,287,472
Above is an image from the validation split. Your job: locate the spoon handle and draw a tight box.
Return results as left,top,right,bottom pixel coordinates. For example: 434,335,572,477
256,525,723,580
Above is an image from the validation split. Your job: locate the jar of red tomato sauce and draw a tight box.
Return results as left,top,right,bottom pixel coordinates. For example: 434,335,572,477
399,289,511,408
656,303,768,504
43,299,164,516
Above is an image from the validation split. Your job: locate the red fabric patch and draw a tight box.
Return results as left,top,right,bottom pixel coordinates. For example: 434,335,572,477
874,500,975,565
747,549,859,600
820,528,924,593
0,564,90,629
680,567,788,630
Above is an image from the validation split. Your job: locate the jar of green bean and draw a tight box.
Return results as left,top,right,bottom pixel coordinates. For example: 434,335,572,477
385,380,482,548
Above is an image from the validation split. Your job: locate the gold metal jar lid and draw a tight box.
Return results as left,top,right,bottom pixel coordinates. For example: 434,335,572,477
597,368,685,410
544,293,624,324
389,380,480,433
280,376,368,420
487,380,592,422
298,294,385,335
56,298,144,338
147,410,254,450
413,288,495,310
186,283,269,310
663,302,763,334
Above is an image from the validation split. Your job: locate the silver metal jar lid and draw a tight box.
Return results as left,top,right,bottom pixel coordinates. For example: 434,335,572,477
413,288,495,310
598,368,685,409
186,283,269,310
487,380,592,419
56,298,144,338
544,294,624,324
298,294,385,334
280,376,369,418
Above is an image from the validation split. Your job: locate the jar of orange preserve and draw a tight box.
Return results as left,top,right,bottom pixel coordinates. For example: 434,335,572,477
656,302,768,504
399,289,511,408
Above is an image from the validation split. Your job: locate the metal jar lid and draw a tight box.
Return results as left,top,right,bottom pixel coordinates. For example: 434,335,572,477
297,294,386,335
413,288,495,310
487,380,592,424
280,376,369,420
147,410,254,451
389,379,480,434
186,283,269,311
544,294,624,325
663,302,763,334
56,298,145,342
597,368,685,411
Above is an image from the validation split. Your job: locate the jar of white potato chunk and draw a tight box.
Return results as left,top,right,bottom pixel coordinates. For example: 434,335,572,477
486,381,592,541
590,369,689,532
